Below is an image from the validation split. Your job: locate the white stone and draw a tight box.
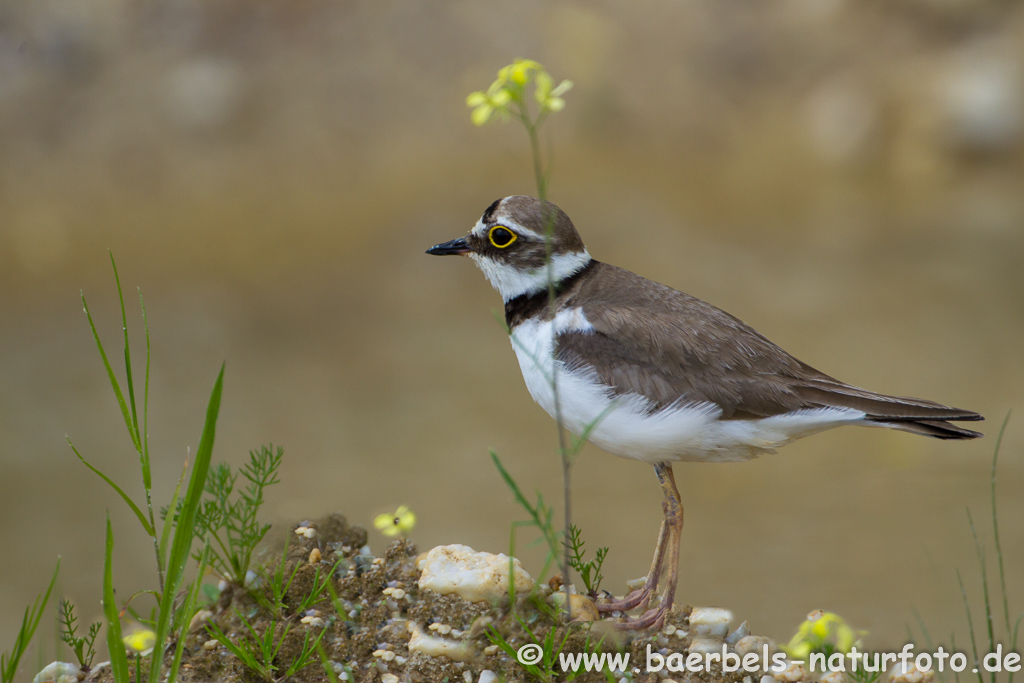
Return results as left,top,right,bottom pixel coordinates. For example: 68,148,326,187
689,607,733,638
735,635,775,659
689,637,727,654
407,622,474,662
820,672,849,683
890,664,934,683
417,544,533,602
479,671,498,683
381,675,399,683
779,661,808,682
32,662,81,683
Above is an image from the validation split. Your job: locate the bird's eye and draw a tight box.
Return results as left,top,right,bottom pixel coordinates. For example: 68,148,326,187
488,226,517,249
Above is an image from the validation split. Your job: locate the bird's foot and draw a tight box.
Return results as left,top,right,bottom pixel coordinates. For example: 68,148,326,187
611,602,667,631
596,586,652,613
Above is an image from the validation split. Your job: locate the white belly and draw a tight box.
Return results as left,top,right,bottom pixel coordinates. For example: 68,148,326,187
509,311,865,463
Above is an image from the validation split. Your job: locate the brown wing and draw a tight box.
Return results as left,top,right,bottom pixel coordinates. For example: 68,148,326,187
555,262,983,437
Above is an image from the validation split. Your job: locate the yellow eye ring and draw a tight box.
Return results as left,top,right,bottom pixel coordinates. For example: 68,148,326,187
488,225,517,248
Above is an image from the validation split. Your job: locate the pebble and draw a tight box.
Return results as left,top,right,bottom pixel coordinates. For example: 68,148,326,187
483,644,499,656
890,664,934,683
203,640,219,650
188,609,214,632
735,635,775,659
820,672,849,683
417,544,533,603
381,675,399,683
778,661,808,682
32,662,80,683
761,676,779,683
626,576,648,591
309,547,322,564
479,671,498,683
689,637,726,654
548,592,600,622
407,622,473,662
726,621,749,644
689,607,733,638
301,616,325,628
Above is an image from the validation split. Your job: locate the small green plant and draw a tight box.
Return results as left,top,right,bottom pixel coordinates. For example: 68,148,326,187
192,444,283,585
73,254,222,683
251,535,299,619
0,560,59,683
908,413,1020,683
491,451,561,581
955,415,1021,683
486,622,612,683
296,561,341,614
206,615,327,682
59,599,101,673
567,525,608,598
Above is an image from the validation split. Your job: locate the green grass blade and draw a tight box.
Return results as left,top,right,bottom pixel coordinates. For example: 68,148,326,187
138,287,153,491
149,363,224,683
167,542,210,683
989,412,1011,635
0,559,59,683
965,508,996,683
103,516,130,683
109,253,142,457
159,455,191,580
956,569,984,683
68,438,154,536
1010,613,1022,683
81,293,140,452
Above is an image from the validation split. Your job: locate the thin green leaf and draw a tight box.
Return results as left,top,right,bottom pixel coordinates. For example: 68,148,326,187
956,569,983,683
69,438,154,536
103,516,130,683
0,559,59,683
966,508,995,683
139,287,153,491
149,363,224,683
167,543,210,683
159,455,191,581
81,292,140,452
989,412,1011,635
109,253,142,458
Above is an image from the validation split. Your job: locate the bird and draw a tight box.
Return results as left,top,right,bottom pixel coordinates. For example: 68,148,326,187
426,195,983,629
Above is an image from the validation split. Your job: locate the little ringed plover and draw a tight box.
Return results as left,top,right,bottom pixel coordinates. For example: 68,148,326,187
427,195,983,629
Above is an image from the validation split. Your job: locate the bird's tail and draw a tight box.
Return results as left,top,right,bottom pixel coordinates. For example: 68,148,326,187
795,378,984,439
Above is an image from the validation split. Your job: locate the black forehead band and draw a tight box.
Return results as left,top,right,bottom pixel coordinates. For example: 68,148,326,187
480,198,502,224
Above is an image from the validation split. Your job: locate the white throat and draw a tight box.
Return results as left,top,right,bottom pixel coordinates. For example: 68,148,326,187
469,249,592,302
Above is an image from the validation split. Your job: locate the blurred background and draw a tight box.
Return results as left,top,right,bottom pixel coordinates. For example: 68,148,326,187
1,0,1022,657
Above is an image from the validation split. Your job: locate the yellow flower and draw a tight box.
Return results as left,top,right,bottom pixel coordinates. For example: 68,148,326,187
500,58,542,86
783,610,863,660
466,58,570,125
123,627,156,654
466,84,512,126
374,505,416,537
534,71,573,112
